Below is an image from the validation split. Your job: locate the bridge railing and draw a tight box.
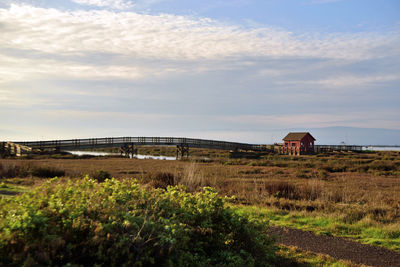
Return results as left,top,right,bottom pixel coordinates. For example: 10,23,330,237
15,137,263,151
314,145,363,152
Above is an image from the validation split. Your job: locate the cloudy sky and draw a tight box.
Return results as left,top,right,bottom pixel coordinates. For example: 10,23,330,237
0,0,399,143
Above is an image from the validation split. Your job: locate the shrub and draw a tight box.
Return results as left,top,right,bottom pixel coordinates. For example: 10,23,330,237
91,170,111,182
299,181,323,201
369,160,397,172
240,168,263,175
303,162,315,168
146,172,175,189
0,163,66,179
317,170,328,179
264,181,296,199
274,170,284,175
264,180,323,201
321,164,347,173
0,178,276,266
0,162,31,178
295,169,310,178
31,166,65,178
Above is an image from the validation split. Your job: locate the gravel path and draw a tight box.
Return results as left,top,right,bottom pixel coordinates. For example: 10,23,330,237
270,226,400,267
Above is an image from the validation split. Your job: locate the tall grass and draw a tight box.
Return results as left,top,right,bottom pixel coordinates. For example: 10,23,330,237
141,162,216,192
0,162,65,178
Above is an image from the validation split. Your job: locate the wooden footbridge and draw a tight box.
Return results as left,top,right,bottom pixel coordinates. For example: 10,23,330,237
7,137,268,158
1,136,380,158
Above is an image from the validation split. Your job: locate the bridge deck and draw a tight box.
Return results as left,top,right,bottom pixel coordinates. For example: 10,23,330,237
7,137,377,157
14,137,264,152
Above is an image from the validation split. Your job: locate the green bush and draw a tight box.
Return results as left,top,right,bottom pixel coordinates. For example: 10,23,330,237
0,177,276,266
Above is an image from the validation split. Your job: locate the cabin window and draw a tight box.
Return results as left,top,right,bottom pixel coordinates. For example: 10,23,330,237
291,143,296,147
285,143,288,147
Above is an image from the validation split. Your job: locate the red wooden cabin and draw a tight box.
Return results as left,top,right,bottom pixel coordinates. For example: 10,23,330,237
282,132,316,155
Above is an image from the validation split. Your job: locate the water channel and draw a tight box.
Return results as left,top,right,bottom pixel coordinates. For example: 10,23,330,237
65,151,176,160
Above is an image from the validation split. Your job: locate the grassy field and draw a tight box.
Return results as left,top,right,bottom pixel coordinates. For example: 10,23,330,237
1,150,399,265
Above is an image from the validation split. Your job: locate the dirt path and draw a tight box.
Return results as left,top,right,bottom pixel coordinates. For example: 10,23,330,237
270,226,400,267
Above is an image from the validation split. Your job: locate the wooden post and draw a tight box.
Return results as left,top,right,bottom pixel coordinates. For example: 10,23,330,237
176,144,189,159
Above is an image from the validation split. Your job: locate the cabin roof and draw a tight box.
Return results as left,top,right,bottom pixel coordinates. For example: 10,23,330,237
283,132,316,141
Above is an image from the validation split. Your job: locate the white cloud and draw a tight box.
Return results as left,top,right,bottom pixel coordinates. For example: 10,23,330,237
1,4,398,62
0,53,148,84
71,0,133,9
277,75,400,88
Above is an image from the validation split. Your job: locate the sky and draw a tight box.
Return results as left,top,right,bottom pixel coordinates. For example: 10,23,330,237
0,0,399,144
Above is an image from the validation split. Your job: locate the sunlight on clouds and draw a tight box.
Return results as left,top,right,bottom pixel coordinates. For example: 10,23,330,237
277,75,400,88
71,0,133,9
1,4,398,61
0,55,146,83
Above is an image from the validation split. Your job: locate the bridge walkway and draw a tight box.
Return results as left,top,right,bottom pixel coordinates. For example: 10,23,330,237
13,137,268,158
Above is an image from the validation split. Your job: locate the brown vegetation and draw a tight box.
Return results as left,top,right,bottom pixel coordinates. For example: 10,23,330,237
1,151,400,226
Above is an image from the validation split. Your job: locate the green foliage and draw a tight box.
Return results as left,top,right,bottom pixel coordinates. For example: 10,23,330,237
0,177,276,266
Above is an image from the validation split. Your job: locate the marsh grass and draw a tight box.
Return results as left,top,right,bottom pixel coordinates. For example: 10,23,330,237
0,162,65,178
1,151,399,252
141,162,216,192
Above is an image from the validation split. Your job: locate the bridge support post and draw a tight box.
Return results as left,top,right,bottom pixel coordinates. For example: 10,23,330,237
0,142,8,158
120,144,137,158
176,144,189,159
0,142,32,157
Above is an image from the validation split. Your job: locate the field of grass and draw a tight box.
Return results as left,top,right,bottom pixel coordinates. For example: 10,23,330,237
234,205,400,251
1,150,399,265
